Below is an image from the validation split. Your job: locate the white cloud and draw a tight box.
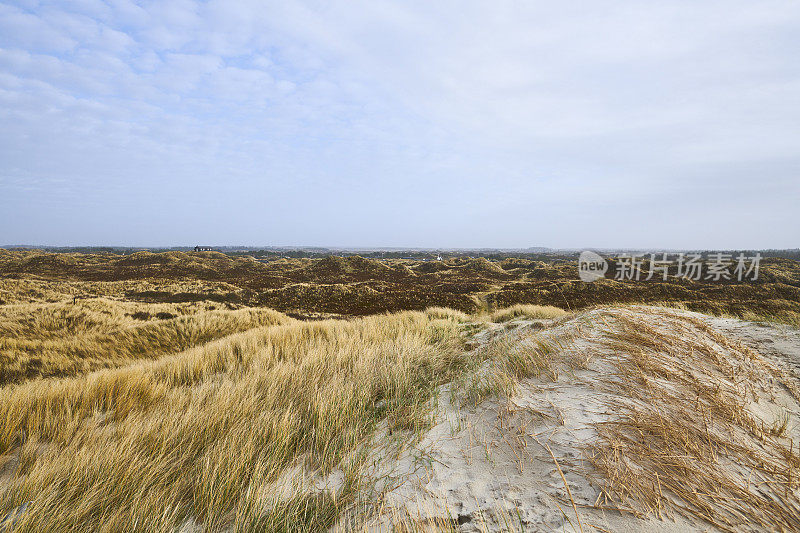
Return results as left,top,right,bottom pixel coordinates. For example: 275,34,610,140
0,3,78,52
0,0,798,247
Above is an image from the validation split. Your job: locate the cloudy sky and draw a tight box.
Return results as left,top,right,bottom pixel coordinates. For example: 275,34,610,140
1,1,798,248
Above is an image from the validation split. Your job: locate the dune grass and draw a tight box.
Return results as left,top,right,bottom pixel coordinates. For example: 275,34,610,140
588,308,800,532
0,299,292,385
648,300,800,328
488,304,568,323
0,310,467,532
423,307,471,322
2,295,798,531
451,306,800,532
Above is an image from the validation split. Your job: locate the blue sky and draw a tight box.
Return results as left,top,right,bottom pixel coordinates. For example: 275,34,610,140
1,1,798,249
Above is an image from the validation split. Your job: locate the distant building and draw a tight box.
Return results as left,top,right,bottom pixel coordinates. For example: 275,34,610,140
194,246,214,252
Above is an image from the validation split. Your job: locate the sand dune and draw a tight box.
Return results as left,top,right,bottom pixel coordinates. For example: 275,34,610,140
2,303,799,531
335,307,800,532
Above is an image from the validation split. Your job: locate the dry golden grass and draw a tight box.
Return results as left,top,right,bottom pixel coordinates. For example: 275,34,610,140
588,308,800,532
423,307,471,322
0,277,241,306
1,290,798,531
650,300,800,328
449,306,800,532
488,304,568,323
0,310,467,532
457,336,561,406
0,298,291,384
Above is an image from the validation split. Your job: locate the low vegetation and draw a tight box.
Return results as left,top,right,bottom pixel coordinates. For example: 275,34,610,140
2,249,799,321
1,250,799,531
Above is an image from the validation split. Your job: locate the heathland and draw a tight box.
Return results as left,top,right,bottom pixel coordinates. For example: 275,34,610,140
2,249,799,320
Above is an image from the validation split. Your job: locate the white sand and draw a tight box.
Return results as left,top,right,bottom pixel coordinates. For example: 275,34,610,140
350,307,800,532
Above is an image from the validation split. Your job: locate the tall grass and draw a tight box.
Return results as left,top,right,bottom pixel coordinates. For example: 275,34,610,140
3,298,796,531
488,304,568,323
0,299,290,384
0,311,466,532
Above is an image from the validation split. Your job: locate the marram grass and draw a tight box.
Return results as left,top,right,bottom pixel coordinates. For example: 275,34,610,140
0,309,466,532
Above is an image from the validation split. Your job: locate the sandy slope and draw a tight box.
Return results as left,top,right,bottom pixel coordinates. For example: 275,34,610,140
348,307,800,532
703,314,800,376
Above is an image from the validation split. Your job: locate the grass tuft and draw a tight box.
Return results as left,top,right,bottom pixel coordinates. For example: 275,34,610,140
489,304,568,323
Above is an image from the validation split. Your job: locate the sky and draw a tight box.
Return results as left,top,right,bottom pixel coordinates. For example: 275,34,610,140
1,1,798,249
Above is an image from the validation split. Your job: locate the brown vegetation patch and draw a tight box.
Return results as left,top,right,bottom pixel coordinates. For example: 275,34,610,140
2,250,798,321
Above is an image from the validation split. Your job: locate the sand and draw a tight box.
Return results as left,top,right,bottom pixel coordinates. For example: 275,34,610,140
348,307,800,532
